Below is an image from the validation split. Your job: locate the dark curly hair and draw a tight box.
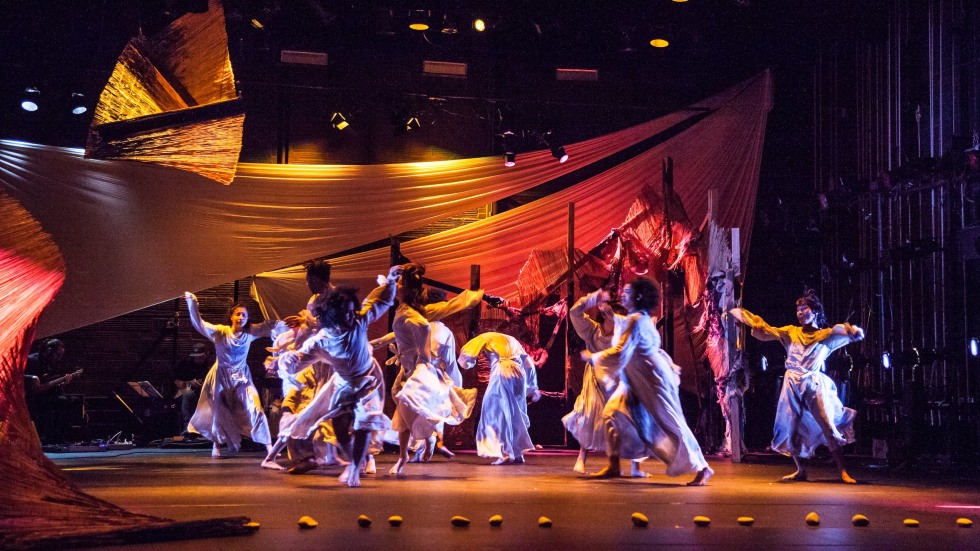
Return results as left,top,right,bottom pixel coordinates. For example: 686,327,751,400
796,289,828,328
627,277,661,314
314,287,360,330
305,260,332,293
425,287,447,304
399,263,428,311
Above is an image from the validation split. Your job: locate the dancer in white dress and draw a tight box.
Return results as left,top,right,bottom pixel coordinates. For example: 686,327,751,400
261,260,349,471
459,331,541,464
562,290,647,476
388,264,484,477
731,290,863,483
184,294,285,458
273,268,400,487
584,277,713,485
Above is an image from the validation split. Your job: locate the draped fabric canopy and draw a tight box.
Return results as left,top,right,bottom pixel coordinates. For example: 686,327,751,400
253,71,773,321
0,71,770,337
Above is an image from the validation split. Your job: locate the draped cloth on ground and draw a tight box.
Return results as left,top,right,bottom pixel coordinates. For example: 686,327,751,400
252,71,772,320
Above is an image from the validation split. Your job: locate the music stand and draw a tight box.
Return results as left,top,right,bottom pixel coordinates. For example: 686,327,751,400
127,381,163,399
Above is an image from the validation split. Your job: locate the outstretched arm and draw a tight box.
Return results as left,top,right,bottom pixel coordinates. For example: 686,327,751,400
569,291,603,343
730,308,791,344
359,267,400,325
184,292,217,340
424,289,485,322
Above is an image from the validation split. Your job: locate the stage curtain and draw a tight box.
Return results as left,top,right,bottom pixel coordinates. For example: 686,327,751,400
252,72,773,320
1,72,769,336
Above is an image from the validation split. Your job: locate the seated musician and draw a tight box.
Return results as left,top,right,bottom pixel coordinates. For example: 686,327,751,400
25,339,82,445
173,342,211,437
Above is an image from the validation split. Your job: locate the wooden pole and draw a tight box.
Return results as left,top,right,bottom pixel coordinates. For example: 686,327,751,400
469,264,481,339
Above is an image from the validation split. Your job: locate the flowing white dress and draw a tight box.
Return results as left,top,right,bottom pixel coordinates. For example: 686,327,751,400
561,291,624,451
391,291,480,440
459,332,539,461
278,281,395,443
732,308,858,458
185,298,284,451
594,312,709,477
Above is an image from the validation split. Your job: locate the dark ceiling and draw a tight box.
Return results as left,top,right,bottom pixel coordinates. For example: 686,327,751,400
0,0,886,149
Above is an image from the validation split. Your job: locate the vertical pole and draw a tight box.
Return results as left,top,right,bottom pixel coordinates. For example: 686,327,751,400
662,158,674,356
565,203,575,446
469,265,481,340
388,238,400,333
729,227,743,464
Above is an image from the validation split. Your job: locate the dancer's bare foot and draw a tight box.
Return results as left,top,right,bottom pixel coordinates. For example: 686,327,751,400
630,462,651,478
421,436,435,462
687,466,714,486
782,470,808,482
589,465,621,478
840,470,857,484
490,457,509,466
347,466,362,487
437,446,455,459
573,459,586,474
211,444,221,459
388,458,406,477
363,455,376,475
260,459,285,471
287,458,317,475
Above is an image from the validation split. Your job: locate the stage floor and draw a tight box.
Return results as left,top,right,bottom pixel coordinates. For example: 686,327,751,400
51,448,979,550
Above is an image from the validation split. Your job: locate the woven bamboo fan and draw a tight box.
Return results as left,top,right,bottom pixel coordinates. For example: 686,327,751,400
85,0,244,185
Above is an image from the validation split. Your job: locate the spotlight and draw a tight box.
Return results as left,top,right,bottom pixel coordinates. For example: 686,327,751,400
330,112,349,130
760,356,768,372
649,38,669,48
540,131,569,163
473,18,486,32
881,351,891,369
970,337,979,358
250,18,264,29
405,116,421,131
502,130,516,167
70,92,87,115
20,87,40,112
409,10,431,31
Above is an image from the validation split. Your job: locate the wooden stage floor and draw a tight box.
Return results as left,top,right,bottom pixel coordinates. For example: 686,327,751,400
51,448,980,550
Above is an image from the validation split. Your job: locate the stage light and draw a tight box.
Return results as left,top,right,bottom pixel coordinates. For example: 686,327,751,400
540,131,569,163
970,338,979,357
760,356,768,372
330,112,349,130
70,93,87,115
409,10,431,31
405,116,421,131
881,351,891,369
250,18,264,29
551,145,568,163
502,130,516,167
20,87,40,112
650,38,669,48
473,18,486,32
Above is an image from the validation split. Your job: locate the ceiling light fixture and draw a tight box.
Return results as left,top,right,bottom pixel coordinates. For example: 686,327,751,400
20,87,40,112
70,92,87,115
541,131,569,163
649,38,669,48
409,10,431,31
502,130,517,167
473,18,486,32
330,112,349,130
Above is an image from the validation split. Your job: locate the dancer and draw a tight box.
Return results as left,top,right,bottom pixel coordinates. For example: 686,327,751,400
184,294,285,458
388,264,485,477
562,290,647,476
273,268,400,487
263,260,345,469
458,331,541,465
585,277,713,485
731,290,863,484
